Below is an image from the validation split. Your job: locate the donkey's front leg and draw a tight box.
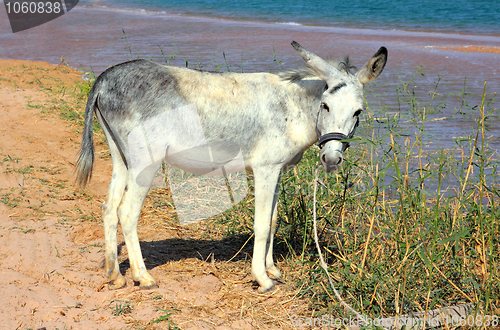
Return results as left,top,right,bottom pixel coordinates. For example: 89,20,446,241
252,166,281,293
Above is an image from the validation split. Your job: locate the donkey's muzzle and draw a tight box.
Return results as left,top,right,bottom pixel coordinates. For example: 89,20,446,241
318,132,349,172
320,143,344,173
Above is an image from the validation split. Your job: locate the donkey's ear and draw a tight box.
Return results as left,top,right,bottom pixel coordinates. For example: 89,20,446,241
357,47,388,85
291,41,338,81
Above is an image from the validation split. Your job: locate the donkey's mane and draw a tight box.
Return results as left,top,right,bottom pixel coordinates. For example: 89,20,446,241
280,56,356,83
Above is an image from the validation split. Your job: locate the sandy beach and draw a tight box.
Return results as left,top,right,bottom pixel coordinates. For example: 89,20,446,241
433,45,500,53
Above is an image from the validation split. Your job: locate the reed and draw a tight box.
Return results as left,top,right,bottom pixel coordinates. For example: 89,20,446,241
263,72,500,322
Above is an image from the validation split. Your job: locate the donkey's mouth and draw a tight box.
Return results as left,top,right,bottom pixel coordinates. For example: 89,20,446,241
322,163,339,173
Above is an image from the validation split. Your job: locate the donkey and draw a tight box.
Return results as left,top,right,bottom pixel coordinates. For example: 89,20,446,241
76,41,387,293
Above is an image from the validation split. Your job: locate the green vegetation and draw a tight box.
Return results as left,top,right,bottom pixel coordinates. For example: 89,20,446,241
111,300,133,316
272,74,497,320
150,309,180,329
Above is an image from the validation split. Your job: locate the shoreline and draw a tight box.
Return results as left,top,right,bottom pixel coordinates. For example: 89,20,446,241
0,6,499,64
77,4,500,41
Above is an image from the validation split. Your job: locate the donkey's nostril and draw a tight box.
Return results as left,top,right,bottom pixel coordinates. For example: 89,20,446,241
337,156,343,165
321,153,327,164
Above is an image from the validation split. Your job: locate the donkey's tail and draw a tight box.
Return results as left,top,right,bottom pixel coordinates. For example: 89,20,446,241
76,84,99,188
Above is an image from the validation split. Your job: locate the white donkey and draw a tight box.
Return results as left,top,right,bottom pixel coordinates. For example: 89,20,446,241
76,41,387,293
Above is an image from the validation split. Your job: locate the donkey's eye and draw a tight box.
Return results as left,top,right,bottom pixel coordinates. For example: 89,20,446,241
323,83,328,92
353,109,362,117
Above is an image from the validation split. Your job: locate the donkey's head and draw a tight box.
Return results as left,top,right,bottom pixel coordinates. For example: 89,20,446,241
291,41,387,172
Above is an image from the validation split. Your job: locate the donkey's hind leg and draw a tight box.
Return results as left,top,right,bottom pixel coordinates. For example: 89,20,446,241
102,136,128,289
117,164,161,289
265,197,282,279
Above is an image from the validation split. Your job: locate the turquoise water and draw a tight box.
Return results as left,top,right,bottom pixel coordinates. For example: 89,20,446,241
80,0,500,35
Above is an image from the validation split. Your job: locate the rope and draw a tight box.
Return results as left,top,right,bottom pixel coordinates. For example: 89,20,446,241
312,167,366,326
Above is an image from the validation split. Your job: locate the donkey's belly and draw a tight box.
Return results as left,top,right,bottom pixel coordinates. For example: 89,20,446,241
165,141,246,175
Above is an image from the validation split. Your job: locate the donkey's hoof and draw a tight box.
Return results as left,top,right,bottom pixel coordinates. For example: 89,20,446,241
137,273,158,290
140,280,159,290
257,281,276,294
108,275,127,290
266,266,282,279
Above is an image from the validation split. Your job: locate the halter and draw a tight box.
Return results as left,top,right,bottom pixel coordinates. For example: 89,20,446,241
316,109,360,151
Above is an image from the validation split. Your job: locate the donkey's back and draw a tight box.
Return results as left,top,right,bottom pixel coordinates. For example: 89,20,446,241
77,59,316,186
95,59,293,124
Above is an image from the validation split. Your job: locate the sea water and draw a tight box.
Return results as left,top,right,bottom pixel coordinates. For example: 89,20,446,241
79,0,500,36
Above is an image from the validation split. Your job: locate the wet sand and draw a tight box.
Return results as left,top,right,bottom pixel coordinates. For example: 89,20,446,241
432,45,500,53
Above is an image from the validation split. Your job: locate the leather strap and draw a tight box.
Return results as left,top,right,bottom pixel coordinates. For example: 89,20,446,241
318,132,349,149
317,116,359,150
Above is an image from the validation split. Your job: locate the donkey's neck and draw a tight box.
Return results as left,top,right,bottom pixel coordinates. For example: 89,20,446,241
284,78,324,150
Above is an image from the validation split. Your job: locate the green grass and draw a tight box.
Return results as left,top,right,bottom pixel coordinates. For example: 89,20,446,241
111,300,133,316
150,308,180,329
173,58,498,322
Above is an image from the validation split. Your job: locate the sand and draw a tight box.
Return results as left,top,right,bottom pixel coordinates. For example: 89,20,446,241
433,45,500,53
0,59,307,329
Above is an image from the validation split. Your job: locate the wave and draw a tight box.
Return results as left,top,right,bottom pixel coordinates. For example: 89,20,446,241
276,22,302,26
